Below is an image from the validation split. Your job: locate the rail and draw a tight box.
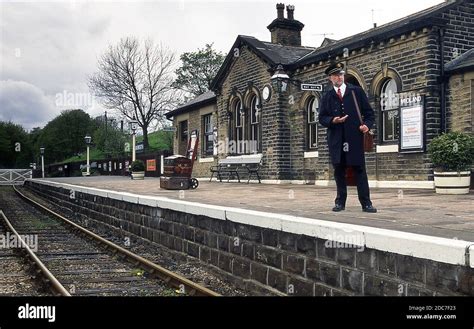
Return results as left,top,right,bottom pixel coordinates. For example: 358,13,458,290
13,185,220,297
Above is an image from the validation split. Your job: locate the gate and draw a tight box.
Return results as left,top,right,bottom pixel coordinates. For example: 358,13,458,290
0,169,32,185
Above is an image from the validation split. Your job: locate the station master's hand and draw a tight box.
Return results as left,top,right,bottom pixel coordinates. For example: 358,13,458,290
331,115,348,124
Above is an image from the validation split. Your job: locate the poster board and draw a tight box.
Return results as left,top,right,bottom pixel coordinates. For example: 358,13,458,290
399,95,425,153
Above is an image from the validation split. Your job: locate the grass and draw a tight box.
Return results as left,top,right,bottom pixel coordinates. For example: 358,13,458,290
56,130,172,165
59,148,107,164
136,131,172,151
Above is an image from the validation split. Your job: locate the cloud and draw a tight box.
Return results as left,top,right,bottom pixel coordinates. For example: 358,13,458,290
0,80,57,130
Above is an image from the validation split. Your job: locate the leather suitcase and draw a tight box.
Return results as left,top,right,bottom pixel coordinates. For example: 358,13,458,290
160,176,190,190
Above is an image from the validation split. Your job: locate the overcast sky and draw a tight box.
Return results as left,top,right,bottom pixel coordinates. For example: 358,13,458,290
0,0,442,130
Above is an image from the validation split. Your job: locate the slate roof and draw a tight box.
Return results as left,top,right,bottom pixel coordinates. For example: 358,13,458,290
445,48,474,74
165,90,216,119
292,0,459,68
210,35,315,90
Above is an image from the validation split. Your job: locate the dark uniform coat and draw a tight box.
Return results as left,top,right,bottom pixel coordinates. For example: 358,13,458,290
318,84,375,166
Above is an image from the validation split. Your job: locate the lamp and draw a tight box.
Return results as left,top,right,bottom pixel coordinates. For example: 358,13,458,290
84,134,92,176
271,64,300,93
129,117,138,162
39,147,45,178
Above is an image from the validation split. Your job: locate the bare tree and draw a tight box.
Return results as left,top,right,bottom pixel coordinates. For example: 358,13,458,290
89,37,179,149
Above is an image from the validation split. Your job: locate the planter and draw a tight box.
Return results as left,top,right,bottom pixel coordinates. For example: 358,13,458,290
433,171,471,194
131,171,145,180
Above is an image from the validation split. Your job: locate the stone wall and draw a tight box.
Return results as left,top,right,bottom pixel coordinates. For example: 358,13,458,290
172,104,218,178
447,71,474,133
25,180,474,296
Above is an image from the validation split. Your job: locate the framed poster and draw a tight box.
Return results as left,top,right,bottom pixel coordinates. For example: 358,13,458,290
146,159,156,171
399,95,425,153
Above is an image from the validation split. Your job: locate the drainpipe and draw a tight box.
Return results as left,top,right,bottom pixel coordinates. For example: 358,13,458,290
439,28,446,133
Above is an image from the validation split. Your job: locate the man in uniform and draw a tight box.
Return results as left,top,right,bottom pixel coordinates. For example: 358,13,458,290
318,62,377,213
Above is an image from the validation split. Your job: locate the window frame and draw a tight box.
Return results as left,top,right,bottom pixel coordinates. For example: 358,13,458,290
179,120,188,142
380,79,400,144
202,113,214,157
306,96,319,150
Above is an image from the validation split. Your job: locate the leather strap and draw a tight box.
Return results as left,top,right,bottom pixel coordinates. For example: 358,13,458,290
351,90,363,125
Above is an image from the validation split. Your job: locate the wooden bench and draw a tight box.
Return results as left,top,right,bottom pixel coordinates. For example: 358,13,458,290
210,155,262,183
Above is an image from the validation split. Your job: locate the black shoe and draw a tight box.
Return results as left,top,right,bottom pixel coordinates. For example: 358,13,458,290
332,204,345,212
362,205,377,213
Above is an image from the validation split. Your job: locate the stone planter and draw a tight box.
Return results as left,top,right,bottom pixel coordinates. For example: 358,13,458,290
131,171,145,180
433,171,471,194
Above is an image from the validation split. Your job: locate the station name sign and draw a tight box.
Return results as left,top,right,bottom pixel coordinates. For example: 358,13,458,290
300,83,323,91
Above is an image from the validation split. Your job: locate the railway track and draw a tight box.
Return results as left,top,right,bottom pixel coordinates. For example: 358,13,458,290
0,186,220,296
0,213,48,296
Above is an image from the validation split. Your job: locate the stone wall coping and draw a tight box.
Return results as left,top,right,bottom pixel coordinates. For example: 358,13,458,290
28,179,473,268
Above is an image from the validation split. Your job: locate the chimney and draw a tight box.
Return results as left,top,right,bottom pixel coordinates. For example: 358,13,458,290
287,5,294,20
267,3,304,47
277,3,284,19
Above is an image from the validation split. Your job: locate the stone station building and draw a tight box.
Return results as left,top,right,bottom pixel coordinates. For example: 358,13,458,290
166,0,474,188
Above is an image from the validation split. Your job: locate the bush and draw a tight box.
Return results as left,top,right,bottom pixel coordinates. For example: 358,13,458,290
131,160,145,172
428,132,474,172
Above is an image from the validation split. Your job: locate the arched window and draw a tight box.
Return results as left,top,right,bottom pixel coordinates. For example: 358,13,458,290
380,79,399,142
250,95,261,153
234,99,244,154
307,96,319,149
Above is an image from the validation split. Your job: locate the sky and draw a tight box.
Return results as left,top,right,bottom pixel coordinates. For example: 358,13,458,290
0,0,443,130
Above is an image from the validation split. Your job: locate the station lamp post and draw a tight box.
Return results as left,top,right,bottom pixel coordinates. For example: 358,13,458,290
129,118,138,162
40,147,45,178
271,64,290,93
84,134,92,176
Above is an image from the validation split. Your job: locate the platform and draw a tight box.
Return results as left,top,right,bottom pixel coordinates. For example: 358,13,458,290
34,176,474,242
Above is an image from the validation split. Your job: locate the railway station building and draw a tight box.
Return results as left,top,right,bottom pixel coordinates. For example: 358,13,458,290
166,0,474,188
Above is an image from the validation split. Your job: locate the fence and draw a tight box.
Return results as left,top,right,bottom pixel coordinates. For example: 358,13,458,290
0,169,32,185
47,151,172,178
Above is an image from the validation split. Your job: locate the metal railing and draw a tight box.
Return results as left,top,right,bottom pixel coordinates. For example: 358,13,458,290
0,169,32,185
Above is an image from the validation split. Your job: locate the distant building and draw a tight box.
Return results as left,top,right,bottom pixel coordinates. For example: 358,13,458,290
166,1,474,187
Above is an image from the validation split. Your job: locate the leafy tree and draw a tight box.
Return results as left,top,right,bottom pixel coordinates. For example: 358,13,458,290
89,37,179,150
172,43,225,99
36,109,94,164
0,121,33,169
92,117,128,158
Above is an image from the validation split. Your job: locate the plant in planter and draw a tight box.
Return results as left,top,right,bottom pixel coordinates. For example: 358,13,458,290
130,160,145,180
428,131,474,194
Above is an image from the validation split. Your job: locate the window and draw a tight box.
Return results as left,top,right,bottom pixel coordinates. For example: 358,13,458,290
381,79,399,142
250,95,260,153
202,114,213,157
180,120,188,142
234,99,244,153
307,97,319,149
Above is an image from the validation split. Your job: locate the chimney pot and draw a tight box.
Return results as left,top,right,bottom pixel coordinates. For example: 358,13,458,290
268,4,304,47
286,5,294,20
276,3,285,19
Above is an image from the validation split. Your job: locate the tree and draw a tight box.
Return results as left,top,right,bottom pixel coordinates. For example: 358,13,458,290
173,43,225,99
89,37,179,150
0,121,33,169
37,110,93,164
92,117,127,158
